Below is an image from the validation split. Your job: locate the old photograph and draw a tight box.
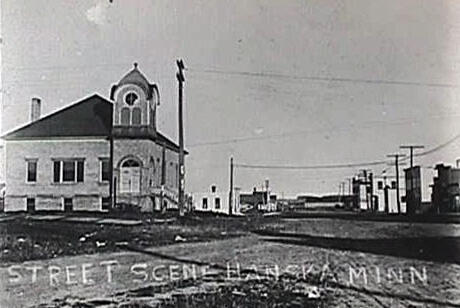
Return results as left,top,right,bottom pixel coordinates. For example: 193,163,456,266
1,0,460,307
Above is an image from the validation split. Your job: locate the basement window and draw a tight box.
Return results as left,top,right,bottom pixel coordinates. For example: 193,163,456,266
26,198,35,212
101,197,111,211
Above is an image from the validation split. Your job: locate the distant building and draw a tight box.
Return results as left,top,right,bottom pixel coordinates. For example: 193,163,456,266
431,163,460,213
192,185,241,215
277,198,306,212
352,171,377,211
0,143,4,184
239,187,277,212
404,166,422,214
375,174,408,214
297,194,353,209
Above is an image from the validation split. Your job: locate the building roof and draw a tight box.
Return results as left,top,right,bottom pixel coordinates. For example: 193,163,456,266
110,63,157,100
3,94,184,153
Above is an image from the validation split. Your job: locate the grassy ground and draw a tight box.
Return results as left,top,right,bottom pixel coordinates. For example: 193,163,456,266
2,215,460,307
0,214,266,264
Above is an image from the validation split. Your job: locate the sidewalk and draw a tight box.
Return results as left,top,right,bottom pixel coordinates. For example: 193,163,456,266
0,213,143,226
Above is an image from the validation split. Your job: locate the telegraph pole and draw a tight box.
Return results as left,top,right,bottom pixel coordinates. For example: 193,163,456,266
360,169,372,210
228,157,234,216
160,142,166,213
177,59,185,216
400,145,424,215
387,153,406,214
400,145,424,169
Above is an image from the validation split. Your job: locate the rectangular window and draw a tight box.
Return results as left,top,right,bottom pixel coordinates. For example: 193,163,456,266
101,197,111,210
100,159,110,182
63,161,75,182
391,181,397,189
202,197,208,209
53,159,84,183
63,198,73,211
77,161,84,182
215,197,221,209
377,181,383,190
26,160,37,182
26,198,35,212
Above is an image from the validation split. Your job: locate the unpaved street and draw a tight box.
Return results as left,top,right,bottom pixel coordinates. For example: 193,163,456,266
1,218,460,307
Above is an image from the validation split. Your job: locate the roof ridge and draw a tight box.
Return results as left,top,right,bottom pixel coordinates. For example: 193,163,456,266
3,93,112,139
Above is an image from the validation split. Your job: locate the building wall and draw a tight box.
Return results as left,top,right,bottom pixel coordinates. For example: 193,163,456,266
192,186,241,215
376,186,404,213
4,138,110,211
113,84,151,126
0,144,4,184
112,138,180,210
432,164,460,213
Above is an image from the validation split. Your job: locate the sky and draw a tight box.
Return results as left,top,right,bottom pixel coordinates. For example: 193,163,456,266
1,0,460,197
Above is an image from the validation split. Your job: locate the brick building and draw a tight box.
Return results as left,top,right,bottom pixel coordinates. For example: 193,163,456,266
3,64,185,212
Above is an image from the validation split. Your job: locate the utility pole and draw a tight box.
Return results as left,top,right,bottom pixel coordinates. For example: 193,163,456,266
387,153,406,214
382,173,389,214
338,181,345,205
400,145,424,215
369,172,374,211
176,59,185,216
400,145,424,169
360,169,372,210
160,142,166,213
228,157,234,216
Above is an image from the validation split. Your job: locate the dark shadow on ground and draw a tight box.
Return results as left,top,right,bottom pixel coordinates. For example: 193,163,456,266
123,245,460,308
254,230,460,264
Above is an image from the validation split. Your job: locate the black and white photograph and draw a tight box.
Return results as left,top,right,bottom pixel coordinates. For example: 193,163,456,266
1,1,460,307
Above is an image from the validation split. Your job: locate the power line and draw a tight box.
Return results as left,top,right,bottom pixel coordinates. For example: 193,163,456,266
380,132,460,174
235,160,387,170
234,132,460,171
414,133,460,156
188,115,460,148
188,67,460,89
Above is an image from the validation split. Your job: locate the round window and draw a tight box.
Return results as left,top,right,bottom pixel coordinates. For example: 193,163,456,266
125,92,138,105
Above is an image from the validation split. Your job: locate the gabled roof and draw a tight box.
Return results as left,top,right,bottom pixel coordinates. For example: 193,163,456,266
3,94,184,153
4,94,112,139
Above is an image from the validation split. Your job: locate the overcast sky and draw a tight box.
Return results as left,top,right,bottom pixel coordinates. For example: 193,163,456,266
1,0,460,196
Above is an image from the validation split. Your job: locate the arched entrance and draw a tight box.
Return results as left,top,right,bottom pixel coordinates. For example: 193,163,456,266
120,158,141,193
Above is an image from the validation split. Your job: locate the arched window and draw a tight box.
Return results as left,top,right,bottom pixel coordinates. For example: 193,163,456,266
149,157,155,187
132,107,141,125
125,92,138,106
122,159,140,167
121,108,130,125
150,108,155,126
150,157,155,174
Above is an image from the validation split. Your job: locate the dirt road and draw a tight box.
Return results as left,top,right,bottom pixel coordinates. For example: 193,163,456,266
1,218,460,307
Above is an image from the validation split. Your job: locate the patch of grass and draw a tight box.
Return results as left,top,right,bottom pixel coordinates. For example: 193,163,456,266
0,215,271,263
